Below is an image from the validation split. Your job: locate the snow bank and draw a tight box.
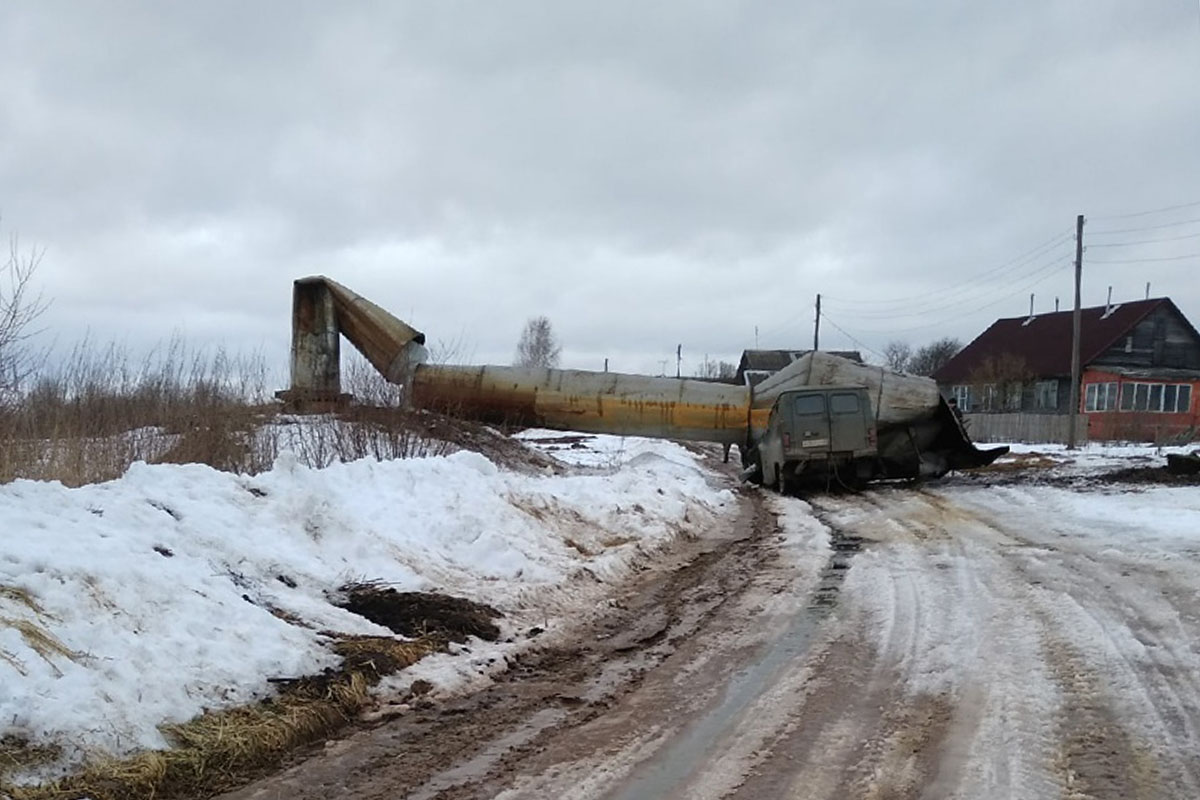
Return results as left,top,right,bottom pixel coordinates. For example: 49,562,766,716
0,435,732,766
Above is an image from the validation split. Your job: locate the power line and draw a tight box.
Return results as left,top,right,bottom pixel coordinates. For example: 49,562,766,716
1087,216,1200,236
1085,230,1200,247
753,230,1075,345
821,230,1072,309
1088,199,1200,221
822,248,1071,322
818,314,886,361
830,256,1071,335
756,237,1071,345
1086,252,1200,264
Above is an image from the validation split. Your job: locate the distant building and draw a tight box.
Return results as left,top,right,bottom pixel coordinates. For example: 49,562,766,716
736,349,864,388
933,297,1200,442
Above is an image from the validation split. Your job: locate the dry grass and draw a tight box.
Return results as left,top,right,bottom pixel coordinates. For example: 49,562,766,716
0,618,79,674
0,343,462,486
0,737,61,784
0,585,46,616
2,635,438,800
0,338,277,485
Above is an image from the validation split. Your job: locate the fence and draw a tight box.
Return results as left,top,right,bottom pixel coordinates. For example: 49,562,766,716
962,412,1087,445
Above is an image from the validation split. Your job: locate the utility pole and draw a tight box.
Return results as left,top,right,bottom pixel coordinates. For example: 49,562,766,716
676,344,682,379
1067,214,1084,450
813,293,822,351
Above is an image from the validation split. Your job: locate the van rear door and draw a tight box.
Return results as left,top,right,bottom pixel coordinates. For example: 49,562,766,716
828,391,870,453
792,392,830,453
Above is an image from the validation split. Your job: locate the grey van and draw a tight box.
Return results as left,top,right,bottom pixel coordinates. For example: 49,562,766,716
756,385,877,492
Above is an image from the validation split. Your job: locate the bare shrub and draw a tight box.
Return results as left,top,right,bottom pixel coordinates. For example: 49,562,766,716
0,338,276,485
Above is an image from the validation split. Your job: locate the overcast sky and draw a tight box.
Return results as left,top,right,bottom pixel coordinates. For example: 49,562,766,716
4,2,1200,378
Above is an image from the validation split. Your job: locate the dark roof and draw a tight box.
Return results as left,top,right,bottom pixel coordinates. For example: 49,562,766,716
934,298,1192,383
738,349,863,373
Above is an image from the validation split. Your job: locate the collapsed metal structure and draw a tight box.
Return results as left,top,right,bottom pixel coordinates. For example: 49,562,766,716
281,276,1006,480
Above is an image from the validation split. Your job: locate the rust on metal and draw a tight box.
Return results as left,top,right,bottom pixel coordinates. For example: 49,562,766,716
410,365,750,443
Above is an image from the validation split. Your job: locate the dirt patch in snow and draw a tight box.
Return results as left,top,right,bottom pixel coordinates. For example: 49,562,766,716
8,635,439,800
1092,465,1200,487
338,584,503,643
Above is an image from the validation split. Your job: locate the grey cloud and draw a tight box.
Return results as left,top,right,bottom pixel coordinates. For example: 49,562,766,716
2,1,1199,375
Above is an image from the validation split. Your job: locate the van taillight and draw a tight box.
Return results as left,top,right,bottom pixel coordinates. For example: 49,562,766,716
783,432,791,449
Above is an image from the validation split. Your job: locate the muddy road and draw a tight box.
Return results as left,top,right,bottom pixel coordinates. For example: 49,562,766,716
220,475,1200,800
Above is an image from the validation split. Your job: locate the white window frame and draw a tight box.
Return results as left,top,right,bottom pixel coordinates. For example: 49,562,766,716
1084,382,1119,412
1118,381,1195,413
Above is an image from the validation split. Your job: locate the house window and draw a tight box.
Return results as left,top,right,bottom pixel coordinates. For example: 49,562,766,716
1034,380,1058,410
1004,382,1023,411
950,385,970,411
981,384,997,411
1119,382,1195,413
1084,382,1119,412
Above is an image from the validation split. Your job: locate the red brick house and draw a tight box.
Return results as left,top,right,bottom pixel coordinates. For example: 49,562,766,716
933,297,1200,443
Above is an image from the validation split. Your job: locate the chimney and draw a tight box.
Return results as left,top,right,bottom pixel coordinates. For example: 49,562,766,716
1107,286,1113,313
1055,297,1060,312
1145,282,1151,300
1022,293,1036,326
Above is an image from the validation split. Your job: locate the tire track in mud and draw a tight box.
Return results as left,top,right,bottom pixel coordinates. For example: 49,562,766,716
840,486,1200,800
219,488,798,800
932,487,1200,798
597,498,866,800
1039,627,1156,800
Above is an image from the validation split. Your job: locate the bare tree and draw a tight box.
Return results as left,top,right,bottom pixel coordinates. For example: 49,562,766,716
696,357,738,381
514,316,561,369
966,353,1033,412
907,337,962,377
883,340,912,373
1,232,50,393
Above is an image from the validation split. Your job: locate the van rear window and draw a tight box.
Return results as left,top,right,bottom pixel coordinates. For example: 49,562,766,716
793,395,825,415
830,393,860,414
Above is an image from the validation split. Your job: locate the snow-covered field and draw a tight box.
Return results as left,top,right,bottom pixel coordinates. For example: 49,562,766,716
0,431,732,775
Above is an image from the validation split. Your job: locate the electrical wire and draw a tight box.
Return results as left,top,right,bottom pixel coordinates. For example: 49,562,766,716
755,241,1071,346
752,229,1072,346
821,248,1072,321
1087,216,1200,236
820,230,1073,309
1085,230,1200,248
824,256,1071,336
1085,252,1200,264
817,314,887,362
1088,199,1200,221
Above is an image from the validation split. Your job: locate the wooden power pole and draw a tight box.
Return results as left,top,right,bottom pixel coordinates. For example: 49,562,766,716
814,293,822,351
1067,214,1084,449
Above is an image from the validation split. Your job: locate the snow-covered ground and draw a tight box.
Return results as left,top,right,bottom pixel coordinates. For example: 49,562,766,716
812,446,1200,797
988,439,1199,477
0,432,732,775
